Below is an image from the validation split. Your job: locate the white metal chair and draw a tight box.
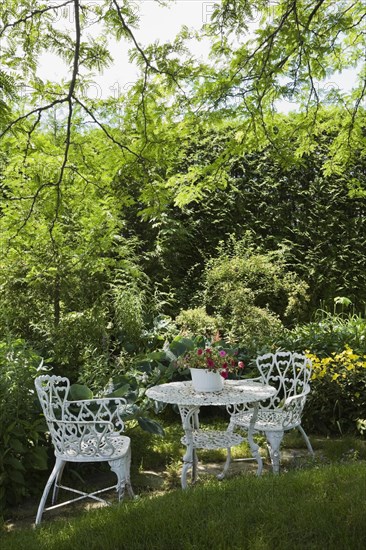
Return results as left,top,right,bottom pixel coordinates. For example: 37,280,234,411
228,351,314,473
35,375,134,525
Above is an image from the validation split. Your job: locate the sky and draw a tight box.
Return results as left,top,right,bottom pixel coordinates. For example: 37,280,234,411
37,0,358,110
38,0,213,100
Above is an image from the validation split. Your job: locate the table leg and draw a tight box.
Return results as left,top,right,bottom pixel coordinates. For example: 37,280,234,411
191,410,199,484
217,447,231,480
179,405,200,489
247,403,263,476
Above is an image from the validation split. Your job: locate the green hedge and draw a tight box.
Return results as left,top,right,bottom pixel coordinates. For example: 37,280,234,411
0,339,49,514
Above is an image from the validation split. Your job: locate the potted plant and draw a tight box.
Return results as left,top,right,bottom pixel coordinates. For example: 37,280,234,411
176,345,245,392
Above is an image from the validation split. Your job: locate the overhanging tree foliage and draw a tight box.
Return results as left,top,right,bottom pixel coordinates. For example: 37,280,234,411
196,0,366,177
0,0,365,226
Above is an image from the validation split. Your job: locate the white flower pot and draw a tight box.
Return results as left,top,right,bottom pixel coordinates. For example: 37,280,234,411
190,368,224,392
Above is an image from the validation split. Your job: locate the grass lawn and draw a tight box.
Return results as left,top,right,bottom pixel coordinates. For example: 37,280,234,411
2,412,366,549
1,462,366,550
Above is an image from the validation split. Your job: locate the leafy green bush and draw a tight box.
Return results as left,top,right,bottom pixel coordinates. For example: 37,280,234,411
304,347,366,435
203,237,309,326
51,305,109,379
175,308,219,339
195,237,310,354
75,337,196,437
219,304,285,358
279,311,366,357
112,285,146,352
0,339,49,514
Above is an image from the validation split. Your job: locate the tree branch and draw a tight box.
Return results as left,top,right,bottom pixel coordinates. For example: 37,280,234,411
49,0,82,239
0,0,74,39
306,0,327,28
348,74,366,146
111,0,161,74
73,96,141,159
0,99,67,140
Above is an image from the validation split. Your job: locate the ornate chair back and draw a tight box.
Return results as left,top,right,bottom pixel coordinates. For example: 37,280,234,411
257,351,311,404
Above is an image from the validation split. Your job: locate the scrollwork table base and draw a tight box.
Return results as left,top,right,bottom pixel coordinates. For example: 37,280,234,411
146,380,276,489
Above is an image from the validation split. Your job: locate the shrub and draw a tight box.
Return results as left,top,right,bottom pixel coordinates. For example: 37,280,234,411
203,237,309,326
77,347,130,393
212,303,283,359
112,285,146,352
279,311,366,357
175,308,219,340
0,338,49,515
304,347,366,435
51,305,109,379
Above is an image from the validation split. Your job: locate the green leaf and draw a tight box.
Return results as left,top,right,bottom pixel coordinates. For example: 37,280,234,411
121,404,140,419
3,456,26,471
8,469,25,484
137,417,165,436
108,384,130,398
29,446,48,470
68,384,94,401
9,438,24,453
169,336,195,358
112,375,132,388
134,360,154,373
145,351,168,362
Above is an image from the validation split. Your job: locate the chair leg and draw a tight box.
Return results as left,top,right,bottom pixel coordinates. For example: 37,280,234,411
125,445,135,499
52,460,66,505
109,446,134,501
36,457,65,525
265,431,284,474
297,425,314,456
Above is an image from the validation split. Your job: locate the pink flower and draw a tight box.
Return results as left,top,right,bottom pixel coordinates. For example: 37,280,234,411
206,358,215,368
219,350,227,357
238,361,245,369
197,348,203,356
221,369,228,379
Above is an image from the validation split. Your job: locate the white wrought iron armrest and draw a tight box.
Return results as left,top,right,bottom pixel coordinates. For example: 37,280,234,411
63,398,127,430
283,385,311,409
67,398,127,405
55,419,127,439
280,386,310,428
65,398,127,407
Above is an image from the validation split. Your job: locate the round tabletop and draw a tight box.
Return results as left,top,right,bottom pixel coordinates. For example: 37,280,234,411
146,379,276,407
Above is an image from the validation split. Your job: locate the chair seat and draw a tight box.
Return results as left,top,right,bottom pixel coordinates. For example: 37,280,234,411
56,434,131,462
181,429,244,450
231,410,299,432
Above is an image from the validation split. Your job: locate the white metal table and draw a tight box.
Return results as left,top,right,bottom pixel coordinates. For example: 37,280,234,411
146,380,276,488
